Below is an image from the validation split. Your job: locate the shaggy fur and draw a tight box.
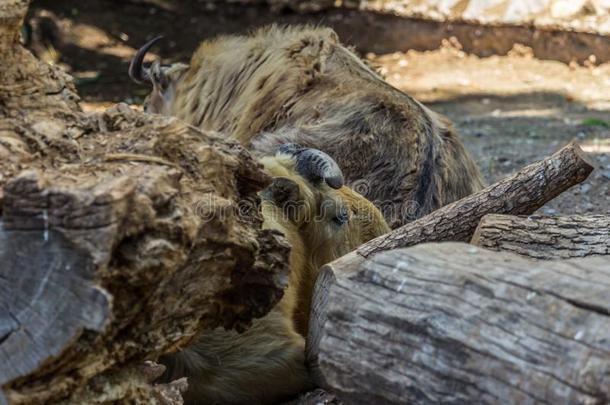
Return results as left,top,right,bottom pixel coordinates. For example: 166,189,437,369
159,151,390,405
141,25,484,228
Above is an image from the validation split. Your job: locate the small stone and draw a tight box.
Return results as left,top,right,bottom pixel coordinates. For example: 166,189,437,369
580,183,592,193
544,207,557,215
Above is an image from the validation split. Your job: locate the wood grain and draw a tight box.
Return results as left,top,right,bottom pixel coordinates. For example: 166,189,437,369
315,242,610,404
471,214,610,259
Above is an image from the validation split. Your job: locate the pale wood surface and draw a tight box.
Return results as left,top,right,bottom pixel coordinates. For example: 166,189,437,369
314,242,610,404
471,214,610,259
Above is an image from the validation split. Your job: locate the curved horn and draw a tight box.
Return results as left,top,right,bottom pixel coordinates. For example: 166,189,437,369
279,143,344,189
129,35,163,84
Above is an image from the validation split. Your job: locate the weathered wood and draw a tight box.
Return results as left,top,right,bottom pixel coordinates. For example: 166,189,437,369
357,141,593,257
0,2,290,403
471,214,610,259
307,141,594,376
53,362,188,405
0,112,291,405
314,242,610,404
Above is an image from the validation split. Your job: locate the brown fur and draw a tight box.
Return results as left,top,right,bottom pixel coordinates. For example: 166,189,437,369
141,25,484,228
159,151,389,404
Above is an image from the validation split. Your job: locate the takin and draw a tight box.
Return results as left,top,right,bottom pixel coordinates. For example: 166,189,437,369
158,144,390,404
128,25,484,228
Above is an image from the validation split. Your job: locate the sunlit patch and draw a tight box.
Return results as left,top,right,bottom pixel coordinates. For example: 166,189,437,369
71,23,159,61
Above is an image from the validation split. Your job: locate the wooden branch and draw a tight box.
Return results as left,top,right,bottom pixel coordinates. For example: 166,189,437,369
313,242,610,404
357,141,593,257
471,214,610,259
307,141,594,384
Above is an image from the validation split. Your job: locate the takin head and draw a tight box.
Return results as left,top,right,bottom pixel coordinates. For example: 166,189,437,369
259,143,389,335
261,143,389,270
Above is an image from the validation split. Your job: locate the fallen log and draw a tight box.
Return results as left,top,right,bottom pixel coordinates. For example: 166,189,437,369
307,141,595,379
313,242,610,404
471,214,610,259
0,2,290,403
0,111,291,405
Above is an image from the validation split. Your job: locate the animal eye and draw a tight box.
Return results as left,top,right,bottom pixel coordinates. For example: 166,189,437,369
332,210,349,226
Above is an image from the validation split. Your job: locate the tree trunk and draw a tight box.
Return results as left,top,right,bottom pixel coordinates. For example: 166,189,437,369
0,2,290,404
471,214,610,259
311,242,610,404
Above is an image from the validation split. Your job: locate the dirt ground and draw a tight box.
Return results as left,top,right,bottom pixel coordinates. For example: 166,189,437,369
27,0,610,216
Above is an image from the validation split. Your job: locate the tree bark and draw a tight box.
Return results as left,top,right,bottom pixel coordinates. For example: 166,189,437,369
356,141,593,258
471,214,610,259
307,141,594,378
312,242,610,404
0,2,290,404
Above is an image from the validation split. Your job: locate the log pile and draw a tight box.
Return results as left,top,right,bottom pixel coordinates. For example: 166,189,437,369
0,1,289,404
305,142,610,403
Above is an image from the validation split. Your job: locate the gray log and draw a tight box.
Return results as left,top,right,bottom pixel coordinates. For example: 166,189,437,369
310,242,610,404
471,214,610,259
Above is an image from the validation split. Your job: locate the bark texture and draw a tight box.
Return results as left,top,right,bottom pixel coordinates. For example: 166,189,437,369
471,214,610,259
0,1,289,404
356,141,593,258
314,242,610,405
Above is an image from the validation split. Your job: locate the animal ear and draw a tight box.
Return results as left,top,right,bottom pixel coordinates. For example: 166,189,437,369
278,144,344,189
149,60,170,91
260,177,301,209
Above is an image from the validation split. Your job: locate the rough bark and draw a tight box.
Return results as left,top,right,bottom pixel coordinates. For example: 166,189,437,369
471,214,610,259
313,242,610,404
0,1,289,404
357,141,593,257
56,362,188,405
307,141,594,384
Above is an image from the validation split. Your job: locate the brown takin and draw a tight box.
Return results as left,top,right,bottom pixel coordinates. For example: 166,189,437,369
159,144,390,404
129,25,484,227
